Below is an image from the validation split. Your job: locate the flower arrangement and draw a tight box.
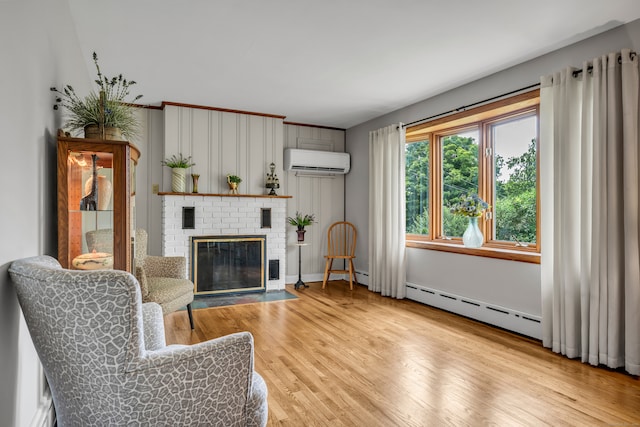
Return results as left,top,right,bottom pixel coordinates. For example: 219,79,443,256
287,211,316,229
227,174,242,184
450,194,490,218
51,52,143,140
162,153,195,168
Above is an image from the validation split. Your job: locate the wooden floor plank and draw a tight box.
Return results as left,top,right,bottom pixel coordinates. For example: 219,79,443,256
165,281,640,426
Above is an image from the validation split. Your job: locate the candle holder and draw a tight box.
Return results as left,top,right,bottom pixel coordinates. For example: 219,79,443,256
265,162,280,196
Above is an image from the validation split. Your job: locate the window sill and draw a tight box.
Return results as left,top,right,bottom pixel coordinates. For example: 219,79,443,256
406,240,540,264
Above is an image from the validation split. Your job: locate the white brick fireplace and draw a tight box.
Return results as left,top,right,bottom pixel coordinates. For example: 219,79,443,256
160,193,290,291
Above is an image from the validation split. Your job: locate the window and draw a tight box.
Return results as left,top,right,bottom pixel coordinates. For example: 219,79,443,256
405,90,540,263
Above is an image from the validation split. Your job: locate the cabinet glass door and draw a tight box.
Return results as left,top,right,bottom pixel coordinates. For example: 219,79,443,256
67,149,115,270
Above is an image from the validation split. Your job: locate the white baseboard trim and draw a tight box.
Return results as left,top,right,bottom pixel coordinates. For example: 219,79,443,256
30,394,54,427
286,271,370,287
405,282,541,339
285,273,325,285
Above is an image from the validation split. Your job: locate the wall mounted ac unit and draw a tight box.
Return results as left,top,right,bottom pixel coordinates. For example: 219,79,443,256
284,148,351,175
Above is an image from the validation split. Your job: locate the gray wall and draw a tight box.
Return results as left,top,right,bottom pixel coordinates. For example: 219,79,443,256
134,107,169,256
0,1,91,425
282,124,346,281
346,19,640,318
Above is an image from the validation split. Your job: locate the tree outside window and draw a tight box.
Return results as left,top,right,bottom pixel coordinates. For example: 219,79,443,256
404,91,540,261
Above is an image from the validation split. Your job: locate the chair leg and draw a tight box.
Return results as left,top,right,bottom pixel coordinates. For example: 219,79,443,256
322,258,333,289
350,259,358,286
187,303,195,330
347,259,354,290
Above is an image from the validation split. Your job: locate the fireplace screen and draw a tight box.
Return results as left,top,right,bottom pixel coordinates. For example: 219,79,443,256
191,235,266,295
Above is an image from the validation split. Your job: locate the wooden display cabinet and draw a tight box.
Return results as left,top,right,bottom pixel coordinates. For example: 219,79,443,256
57,130,140,272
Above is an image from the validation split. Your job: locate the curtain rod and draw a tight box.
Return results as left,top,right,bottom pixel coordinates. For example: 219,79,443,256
401,82,540,129
572,50,637,77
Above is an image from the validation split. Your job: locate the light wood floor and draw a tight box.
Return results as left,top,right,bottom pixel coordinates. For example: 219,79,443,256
164,281,640,426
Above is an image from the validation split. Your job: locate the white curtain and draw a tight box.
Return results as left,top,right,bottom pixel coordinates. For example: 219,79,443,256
540,49,640,375
368,124,407,298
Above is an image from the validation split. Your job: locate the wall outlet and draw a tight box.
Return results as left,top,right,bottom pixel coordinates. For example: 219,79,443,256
152,184,159,194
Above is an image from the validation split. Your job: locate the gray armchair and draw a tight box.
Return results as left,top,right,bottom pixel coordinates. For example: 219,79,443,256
86,228,195,329
9,255,268,426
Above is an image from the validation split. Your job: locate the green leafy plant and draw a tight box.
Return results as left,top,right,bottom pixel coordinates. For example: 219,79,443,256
227,174,242,184
162,153,195,168
51,52,143,139
287,211,316,229
449,194,490,218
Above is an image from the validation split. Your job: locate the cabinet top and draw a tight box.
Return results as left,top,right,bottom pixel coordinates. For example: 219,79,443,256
57,129,141,162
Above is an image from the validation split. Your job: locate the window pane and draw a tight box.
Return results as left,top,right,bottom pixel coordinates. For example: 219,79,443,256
493,115,537,244
441,130,479,238
406,140,429,235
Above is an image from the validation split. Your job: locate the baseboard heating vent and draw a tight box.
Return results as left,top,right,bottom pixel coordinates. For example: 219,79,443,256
461,299,481,307
406,282,541,339
486,306,510,315
354,270,369,286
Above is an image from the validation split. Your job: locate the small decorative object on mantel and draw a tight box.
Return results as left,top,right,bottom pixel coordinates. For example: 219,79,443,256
191,173,200,193
227,174,242,195
265,162,280,196
450,194,490,248
51,52,143,141
287,211,316,242
162,154,195,193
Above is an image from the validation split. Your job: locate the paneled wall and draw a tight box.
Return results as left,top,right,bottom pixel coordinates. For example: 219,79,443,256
163,105,284,195
159,105,346,282
283,124,346,282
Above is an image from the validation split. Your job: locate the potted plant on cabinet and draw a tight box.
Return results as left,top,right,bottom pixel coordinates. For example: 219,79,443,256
227,174,242,194
162,154,195,193
287,211,316,242
51,52,143,141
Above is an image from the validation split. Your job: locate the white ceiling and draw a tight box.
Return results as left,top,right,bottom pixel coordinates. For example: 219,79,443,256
67,0,640,129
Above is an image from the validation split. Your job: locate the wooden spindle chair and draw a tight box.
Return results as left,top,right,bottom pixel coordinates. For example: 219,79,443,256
322,221,358,290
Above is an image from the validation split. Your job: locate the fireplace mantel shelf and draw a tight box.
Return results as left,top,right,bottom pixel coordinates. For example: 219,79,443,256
159,192,292,199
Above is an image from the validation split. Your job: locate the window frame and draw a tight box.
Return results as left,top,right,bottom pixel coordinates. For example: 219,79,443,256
405,90,540,264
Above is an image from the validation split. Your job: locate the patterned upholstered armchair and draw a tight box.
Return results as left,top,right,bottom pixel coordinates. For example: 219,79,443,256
86,228,195,329
9,256,268,426
133,229,195,329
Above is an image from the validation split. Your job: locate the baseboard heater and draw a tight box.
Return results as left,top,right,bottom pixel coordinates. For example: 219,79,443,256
405,282,541,339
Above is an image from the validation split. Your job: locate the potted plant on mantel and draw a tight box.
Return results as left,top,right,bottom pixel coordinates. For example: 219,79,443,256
287,211,316,242
227,174,242,195
162,154,195,193
51,52,143,141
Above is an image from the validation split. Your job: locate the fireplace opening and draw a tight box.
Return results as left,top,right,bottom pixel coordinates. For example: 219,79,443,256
191,235,266,295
